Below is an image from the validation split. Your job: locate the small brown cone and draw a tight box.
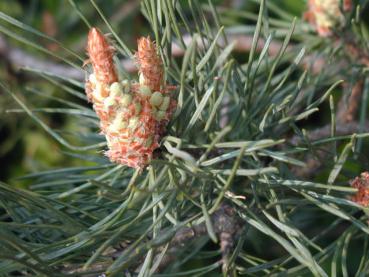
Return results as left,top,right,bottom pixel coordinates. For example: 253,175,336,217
350,172,369,207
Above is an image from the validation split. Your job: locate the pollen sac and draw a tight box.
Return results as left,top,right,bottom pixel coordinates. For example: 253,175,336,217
138,85,152,98
120,94,132,107
155,110,166,121
121,80,131,93
110,82,123,96
85,28,176,170
150,92,163,107
304,0,352,37
159,96,170,111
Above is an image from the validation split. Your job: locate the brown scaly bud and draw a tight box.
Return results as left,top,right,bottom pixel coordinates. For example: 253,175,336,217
85,28,176,170
350,172,369,207
304,0,352,37
136,37,164,92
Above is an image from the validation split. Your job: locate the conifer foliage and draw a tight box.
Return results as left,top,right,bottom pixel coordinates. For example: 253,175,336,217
1,0,369,276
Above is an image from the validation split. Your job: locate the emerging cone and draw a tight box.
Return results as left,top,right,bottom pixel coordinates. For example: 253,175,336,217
86,28,118,86
350,172,369,207
85,28,176,169
304,0,352,37
136,37,164,92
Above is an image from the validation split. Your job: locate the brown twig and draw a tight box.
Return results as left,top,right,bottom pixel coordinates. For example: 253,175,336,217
291,120,368,179
155,203,242,274
290,25,369,179
0,34,85,81
60,203,243,276
343,35,369,68
337,80,364,123
290,74,365,179
0,33,314,82
289,121,369,147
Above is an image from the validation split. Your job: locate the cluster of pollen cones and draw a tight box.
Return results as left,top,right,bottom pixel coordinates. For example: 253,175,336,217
304,0,352,37
85,28,176,169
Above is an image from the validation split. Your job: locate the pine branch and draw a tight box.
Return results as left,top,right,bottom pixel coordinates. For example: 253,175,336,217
1,0,369,276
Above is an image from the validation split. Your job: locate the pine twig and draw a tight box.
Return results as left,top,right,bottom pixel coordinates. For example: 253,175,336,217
337,80,364,123
61,203,243,275
0,32,325,82
0,34,84,80
154,203,242,273
289,121,369,147
291,122,369,178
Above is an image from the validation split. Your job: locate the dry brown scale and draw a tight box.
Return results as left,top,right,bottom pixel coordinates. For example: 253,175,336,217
85,28,176,170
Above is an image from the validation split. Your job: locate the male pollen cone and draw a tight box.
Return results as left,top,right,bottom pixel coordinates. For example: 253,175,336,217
87,28,118,85
85,28,176,170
